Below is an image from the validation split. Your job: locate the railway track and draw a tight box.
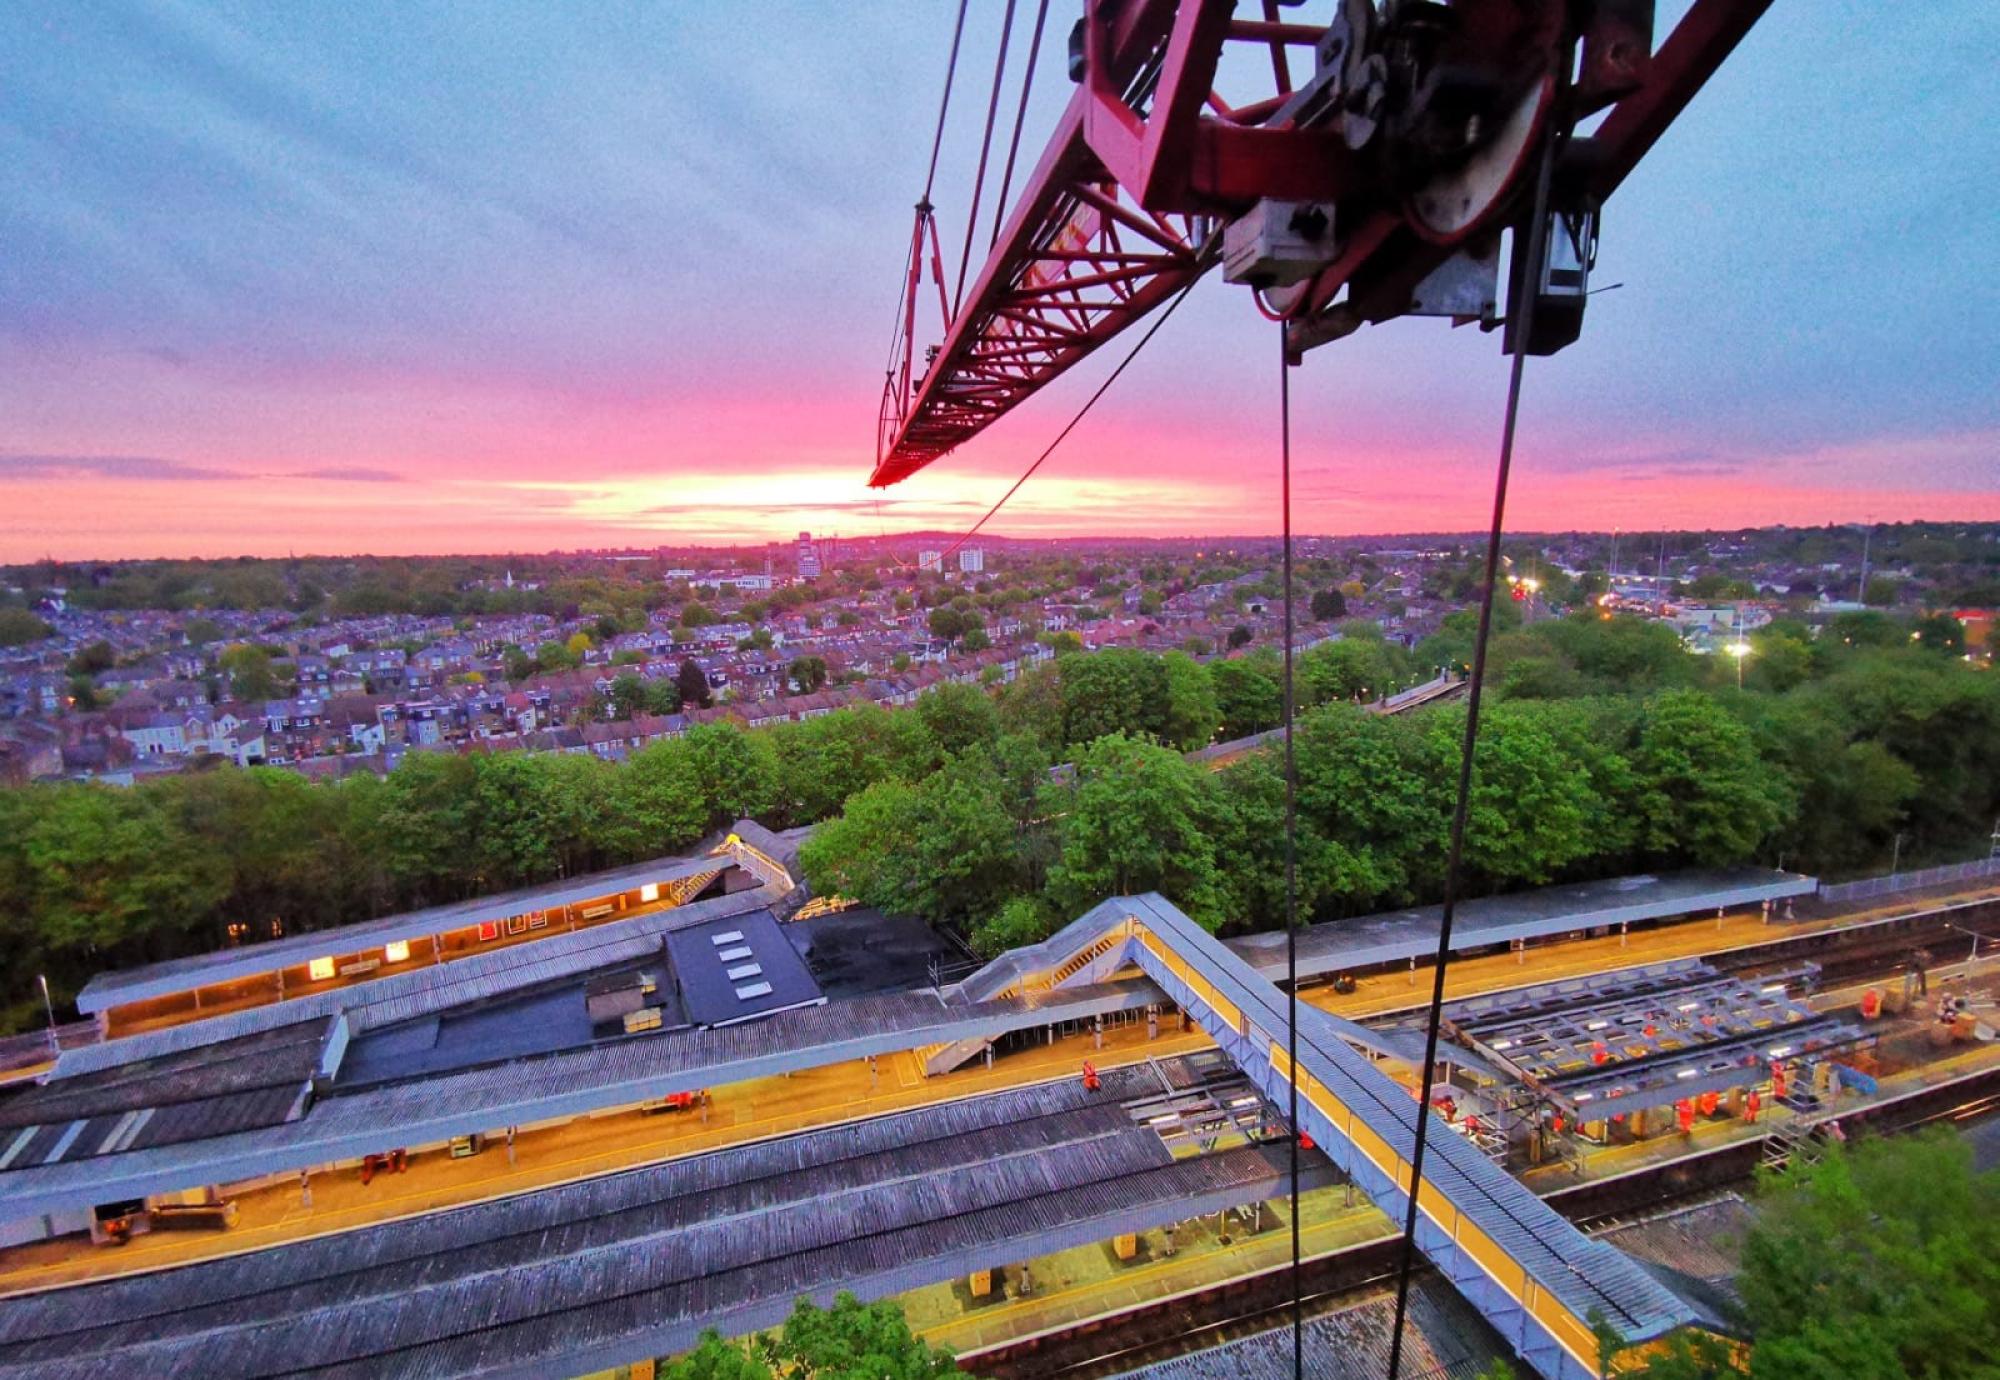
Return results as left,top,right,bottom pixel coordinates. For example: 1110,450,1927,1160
966,941,2000,1379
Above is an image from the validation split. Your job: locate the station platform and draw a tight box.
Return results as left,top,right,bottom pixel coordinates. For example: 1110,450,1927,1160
0,1060,1332,1380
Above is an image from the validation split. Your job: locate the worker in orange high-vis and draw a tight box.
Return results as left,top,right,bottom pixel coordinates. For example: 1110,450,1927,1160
1081,1060,1100,1091
1745,1088,1761,1123
1675,1099,1695,1136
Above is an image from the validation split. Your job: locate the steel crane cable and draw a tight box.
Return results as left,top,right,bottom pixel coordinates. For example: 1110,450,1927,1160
923,0,972,202
952,0,1021,320
1384,118,1565,1380
930,251,1213,571
988,0,1051,251
883,0,973,382
1277,323,1304,1380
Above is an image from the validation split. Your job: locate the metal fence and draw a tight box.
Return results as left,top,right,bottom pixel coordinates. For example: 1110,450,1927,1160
1818,855,2000,904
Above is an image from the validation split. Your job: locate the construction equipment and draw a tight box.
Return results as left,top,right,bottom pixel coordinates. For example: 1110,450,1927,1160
875,0,1771,485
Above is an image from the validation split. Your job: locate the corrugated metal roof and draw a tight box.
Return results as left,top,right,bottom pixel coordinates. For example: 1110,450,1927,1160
54,888,777,1079
0,1060,1320,1380
0,977,1159,1220
76,851,743,1013
1229,867,1817,982
0,1021,323,1172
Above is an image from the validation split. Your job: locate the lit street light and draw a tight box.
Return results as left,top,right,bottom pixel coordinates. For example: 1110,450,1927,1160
1727,628,1752,689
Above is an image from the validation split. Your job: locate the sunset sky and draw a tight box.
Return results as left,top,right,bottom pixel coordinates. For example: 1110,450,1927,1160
2,1,1995,561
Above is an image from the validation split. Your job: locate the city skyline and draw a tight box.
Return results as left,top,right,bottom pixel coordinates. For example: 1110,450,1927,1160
3,2,1996,562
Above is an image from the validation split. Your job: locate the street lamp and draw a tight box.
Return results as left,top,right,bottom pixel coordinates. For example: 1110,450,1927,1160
1727,634,1751,690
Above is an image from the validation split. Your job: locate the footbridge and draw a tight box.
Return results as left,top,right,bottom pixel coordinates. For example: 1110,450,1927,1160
951,896,1695,1379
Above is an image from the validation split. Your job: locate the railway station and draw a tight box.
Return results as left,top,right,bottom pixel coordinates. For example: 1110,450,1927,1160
73,841,786,1040
0,821,1991,1379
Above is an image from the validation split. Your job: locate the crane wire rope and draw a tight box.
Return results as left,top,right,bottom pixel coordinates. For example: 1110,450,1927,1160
928,253,1213,572
988,0,1051,251
1384,116,1564,1380
953,0,1021,320
884,0,972,382
1278,322,1304,1380
922,0,971,202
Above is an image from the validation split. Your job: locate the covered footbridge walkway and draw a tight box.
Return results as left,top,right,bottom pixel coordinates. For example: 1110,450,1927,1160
952,895,1697,1380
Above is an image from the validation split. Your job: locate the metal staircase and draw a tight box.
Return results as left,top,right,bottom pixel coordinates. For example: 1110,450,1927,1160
1047,933,1125,989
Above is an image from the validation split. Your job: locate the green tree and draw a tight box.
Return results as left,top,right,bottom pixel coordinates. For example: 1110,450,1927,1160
1300,637,1397,706
677,658,713,709
1060,648,1169,746
218,643,282,700
1631,690,1790,866
67,641,116,676
468,754,568,887
1862,574,1901,607
607,673,648,721
778,1291,964,1379
1211,653,1283,739
772,703,937,824
681,721,781,829
663,1294,969,1380
1748,695,1918,875
971,893,1053,957
903,753,1022,922
617,738,711,855
536,638,578,673
1160,651,1220,750
1733,1131,2000,1380
1227,624,1254,650
1429,705,1598,888
996,662,1065,748
798,777,923,910
1310,587,1348,620
1824,609,1904,651
927,606,970,642
372,751,483,900
17,785,230,967
1912,611,1966,654
1294,707,1446,908
661,1330,772,1380
916,682,1000,759
0,608,52,647
1745,631,1812,693
1047,733,1226,928
787,655,829,695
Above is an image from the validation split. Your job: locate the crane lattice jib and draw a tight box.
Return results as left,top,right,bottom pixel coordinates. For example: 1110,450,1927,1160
873,0,1770,487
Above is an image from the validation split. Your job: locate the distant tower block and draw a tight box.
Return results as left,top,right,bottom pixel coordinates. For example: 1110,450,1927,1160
918,549,943,573
958,547,984,574
796,530,821,580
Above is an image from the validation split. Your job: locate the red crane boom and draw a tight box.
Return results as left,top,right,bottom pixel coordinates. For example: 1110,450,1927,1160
873,0,1770,488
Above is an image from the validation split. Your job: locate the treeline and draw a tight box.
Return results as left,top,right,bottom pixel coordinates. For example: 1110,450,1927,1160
3,555,719,622
1,614,1994,1030
803,612,2000,953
